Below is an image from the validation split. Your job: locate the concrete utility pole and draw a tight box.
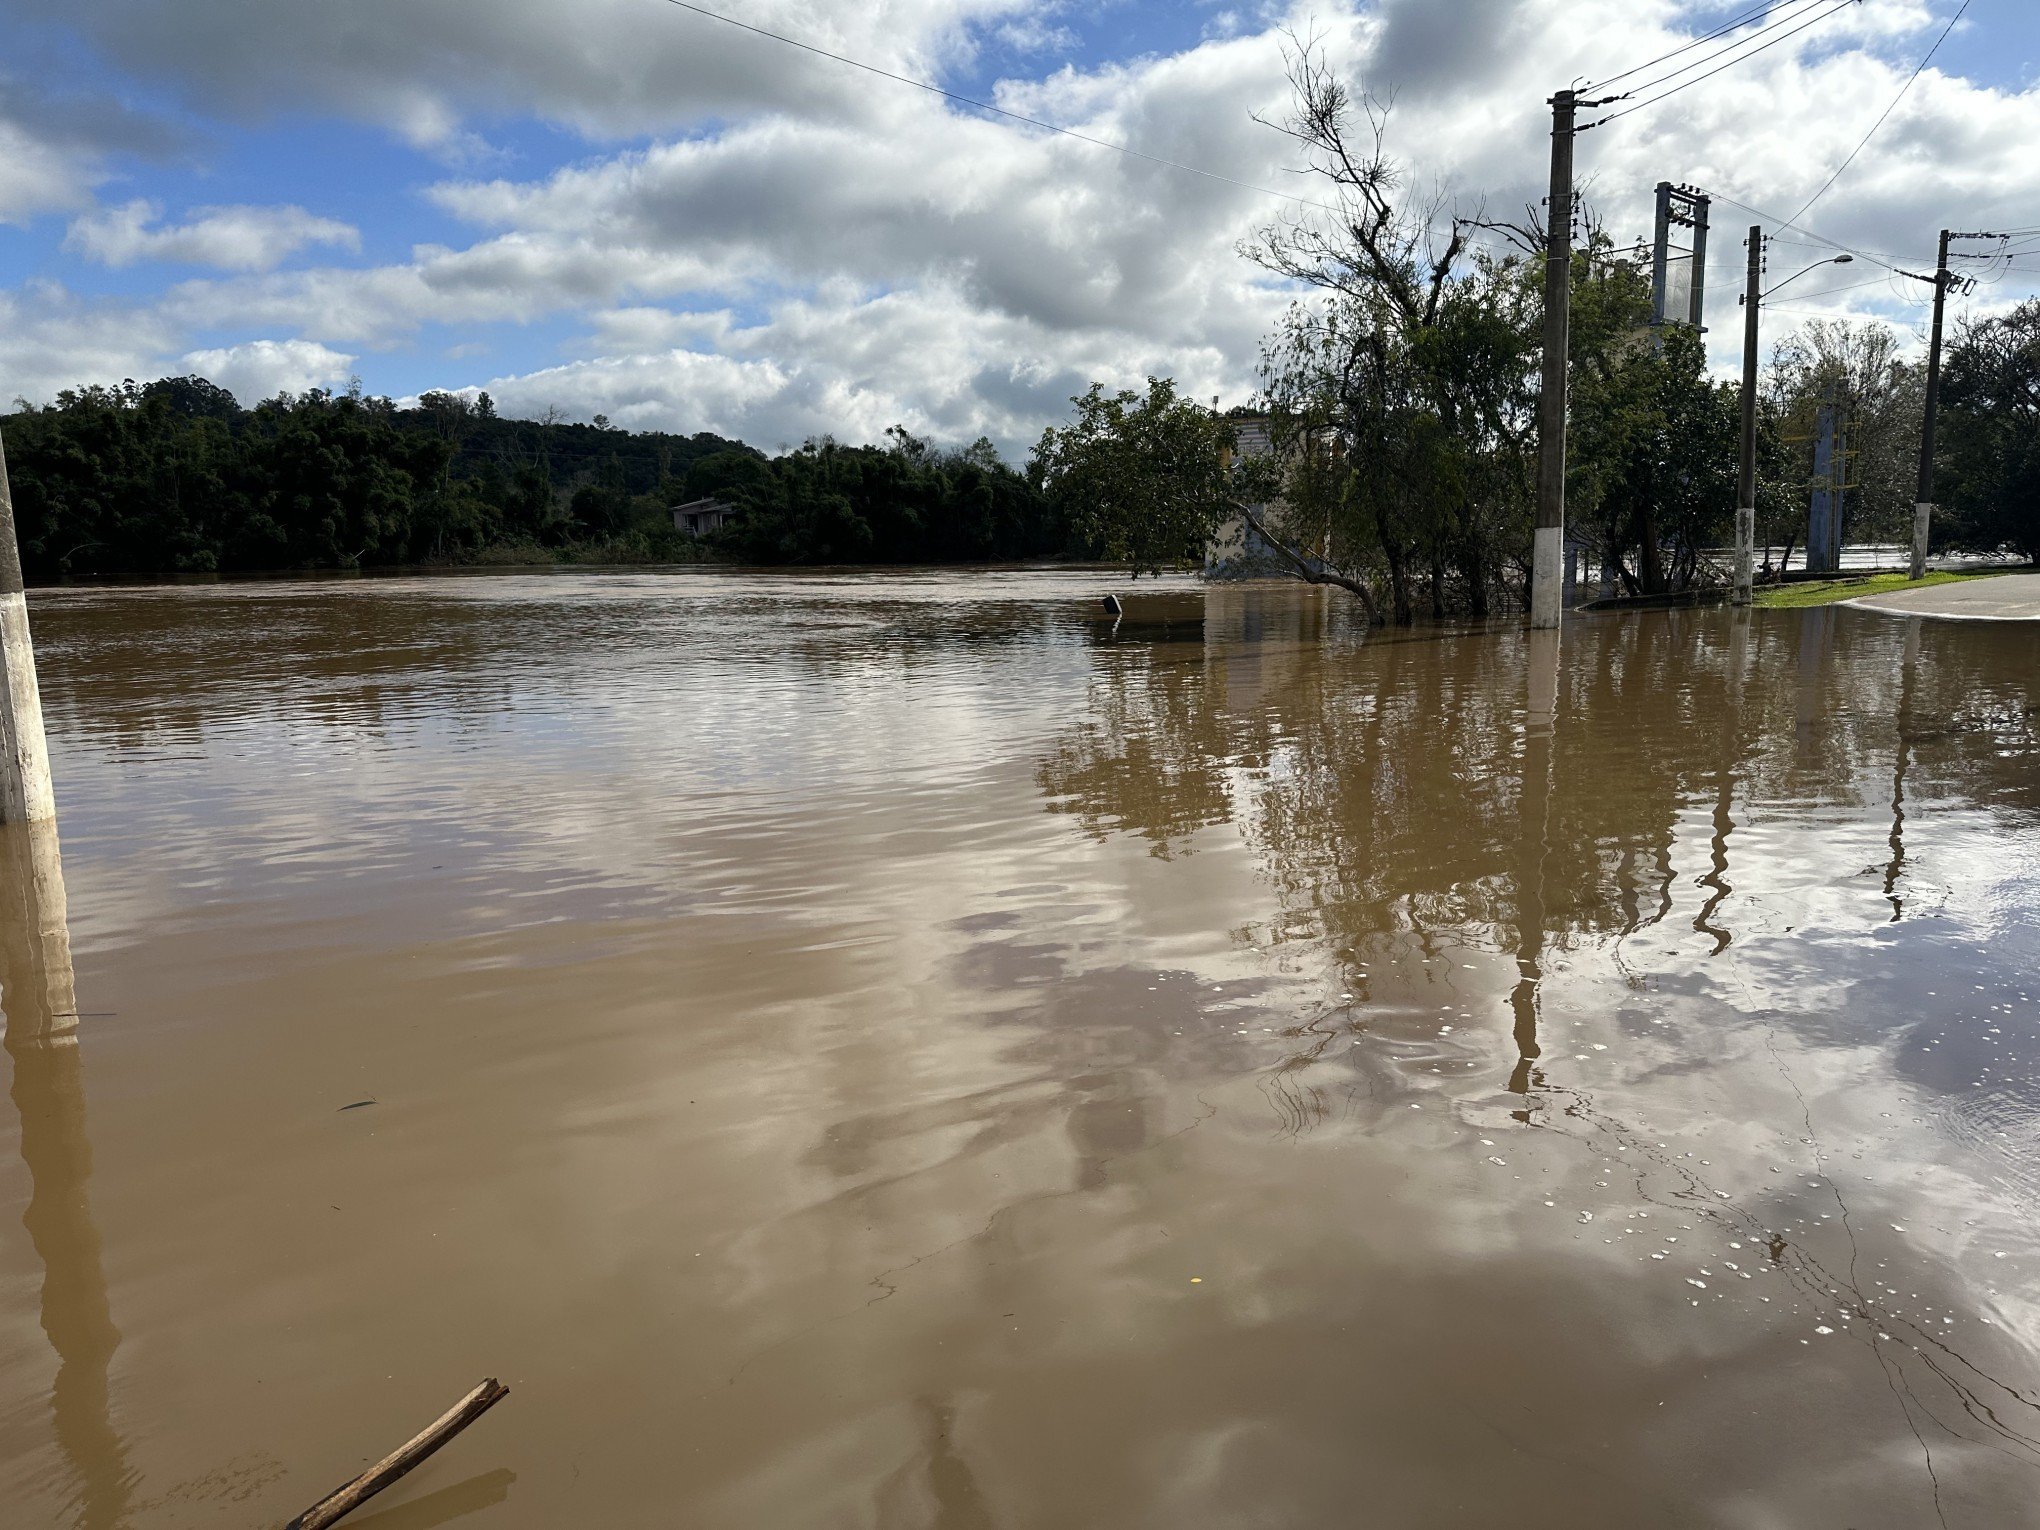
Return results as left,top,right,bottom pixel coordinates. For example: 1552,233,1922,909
0,426,58,824
1531,88,1577,631
1912,228,1953,581
1735,225,1762,605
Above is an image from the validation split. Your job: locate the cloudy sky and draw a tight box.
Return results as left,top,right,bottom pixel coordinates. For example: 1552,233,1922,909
2,0,2037,453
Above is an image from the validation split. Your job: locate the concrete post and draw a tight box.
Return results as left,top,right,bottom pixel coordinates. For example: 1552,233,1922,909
1735,225,1762,606
1912,229,1952,580
1531,90,1577,631
0,424,58,824
1807,396,1840,574
1,819,77,1043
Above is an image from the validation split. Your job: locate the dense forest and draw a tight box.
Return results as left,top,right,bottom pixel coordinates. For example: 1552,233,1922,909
0,378,1071,581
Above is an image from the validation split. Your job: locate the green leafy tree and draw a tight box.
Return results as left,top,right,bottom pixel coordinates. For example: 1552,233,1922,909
1569,320,1740,594
1939,300,2040,563
1029,378,1249,577
1766,319,1924,554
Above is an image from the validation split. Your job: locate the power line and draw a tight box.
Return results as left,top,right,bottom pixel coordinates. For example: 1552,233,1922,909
1693,186,1928,273
1583,0,1820,93
1768,235,1918,264
1787,0,1973,224
1581,0,1860,130
655,0,1336,215
1594,0,1838,105
653,0,1554,271
1779,272,1915,302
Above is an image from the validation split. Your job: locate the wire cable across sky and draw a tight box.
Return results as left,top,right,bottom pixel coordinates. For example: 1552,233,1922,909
653,0,1550,266
657,0,1985,319
655,0,1340,215
1581,0,1861,130
1582,0,1822,94
1786,0,1974,224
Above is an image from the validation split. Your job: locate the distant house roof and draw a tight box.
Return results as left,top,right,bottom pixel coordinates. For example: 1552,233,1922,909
669,497,734,515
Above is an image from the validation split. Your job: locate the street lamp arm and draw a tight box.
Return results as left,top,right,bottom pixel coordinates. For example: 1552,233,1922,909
1760,253,1853,302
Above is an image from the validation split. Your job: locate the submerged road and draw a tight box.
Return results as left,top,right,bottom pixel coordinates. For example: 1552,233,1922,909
1850,571,2040,620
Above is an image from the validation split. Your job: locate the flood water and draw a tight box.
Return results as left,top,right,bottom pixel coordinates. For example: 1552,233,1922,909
4,569,2040,1529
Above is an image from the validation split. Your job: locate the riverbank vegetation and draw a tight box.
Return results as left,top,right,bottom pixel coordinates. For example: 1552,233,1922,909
0,381,1065,580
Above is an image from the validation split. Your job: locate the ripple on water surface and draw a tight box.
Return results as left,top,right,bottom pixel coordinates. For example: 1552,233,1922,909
3,571,2040,1528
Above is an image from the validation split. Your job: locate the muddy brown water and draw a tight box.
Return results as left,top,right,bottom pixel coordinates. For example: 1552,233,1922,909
4,569,2040,1529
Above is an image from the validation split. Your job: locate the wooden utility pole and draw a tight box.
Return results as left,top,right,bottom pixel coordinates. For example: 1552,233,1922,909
1735,225,1762,606
1531,89,1577,630
1912,228,1953,581
0,425,58,824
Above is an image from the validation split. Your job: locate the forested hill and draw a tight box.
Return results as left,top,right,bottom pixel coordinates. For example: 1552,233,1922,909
0,376,1072,580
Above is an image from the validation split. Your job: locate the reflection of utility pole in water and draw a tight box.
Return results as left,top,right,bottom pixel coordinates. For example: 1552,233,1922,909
1693,611,1749,954
1508,629,1561,1104
1883,619,1921,922
1,819,134,1527
1792,606,1833,763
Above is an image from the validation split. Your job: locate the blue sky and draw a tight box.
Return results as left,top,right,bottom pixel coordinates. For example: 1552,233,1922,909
3,1,2037,450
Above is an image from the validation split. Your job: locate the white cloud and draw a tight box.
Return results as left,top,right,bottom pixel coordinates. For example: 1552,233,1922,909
65,200,359,272
0,73,187,224
434,278,1240,453
178,338,357,401
7,0,2040,452
10,0,1044,146
0,120,97,225
995,16,1078,55
0,282,180,404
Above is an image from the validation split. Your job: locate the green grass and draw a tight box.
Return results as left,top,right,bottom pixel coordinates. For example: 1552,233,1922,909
1753,568,2010,610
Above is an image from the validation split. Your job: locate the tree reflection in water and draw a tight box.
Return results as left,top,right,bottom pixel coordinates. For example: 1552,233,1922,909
1035,588,2040,1480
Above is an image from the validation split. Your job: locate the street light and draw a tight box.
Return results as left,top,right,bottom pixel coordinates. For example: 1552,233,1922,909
1762,252,1853,301
1733,235,1854,605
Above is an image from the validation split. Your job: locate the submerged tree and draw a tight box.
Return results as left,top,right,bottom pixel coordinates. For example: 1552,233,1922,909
1568,305,1740,595
1242,43,1539,623
1037,40,1739,621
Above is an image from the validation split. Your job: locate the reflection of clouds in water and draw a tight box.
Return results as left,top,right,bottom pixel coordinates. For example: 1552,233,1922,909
1034,587,2040,1509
